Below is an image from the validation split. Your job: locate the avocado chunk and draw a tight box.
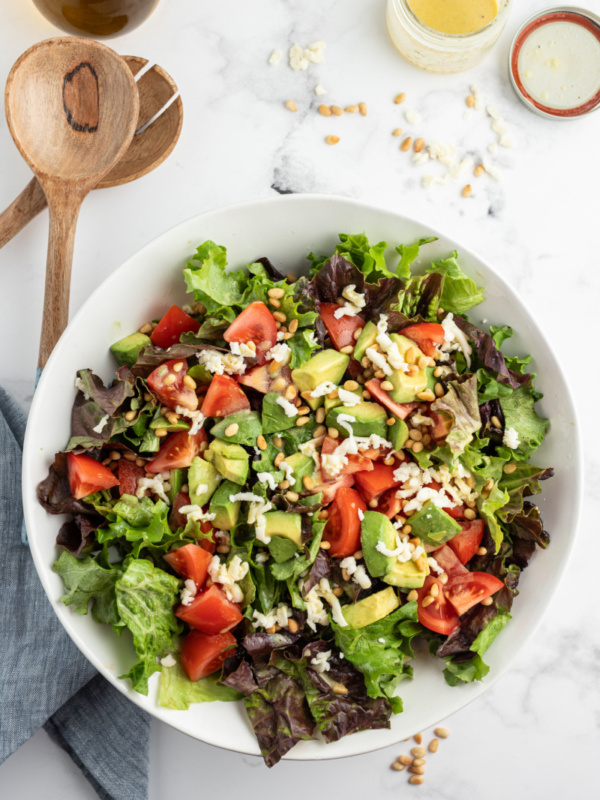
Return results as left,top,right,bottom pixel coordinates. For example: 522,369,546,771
263,511,302,547
262,392,300,435
150,415,190,433
168,468,186,504
353,321,377,363
323,387,362,414
188,456,221,507
211,411,263,446
205,439,249,486
361,510,398,577
383,557,429,590
407,501,462,547
282,452,315,487
389,418,409,451
326,402,388,440
209,480,242,530
110,332,151,367
291,349,349,393
187,364,213,385
388,334,428,403
342,587,401,629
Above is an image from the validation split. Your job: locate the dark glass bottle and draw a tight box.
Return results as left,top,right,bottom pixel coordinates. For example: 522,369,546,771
32,0,160,38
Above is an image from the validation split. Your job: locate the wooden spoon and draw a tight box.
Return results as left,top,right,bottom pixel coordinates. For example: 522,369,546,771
4,37,139,368
0,55,181,249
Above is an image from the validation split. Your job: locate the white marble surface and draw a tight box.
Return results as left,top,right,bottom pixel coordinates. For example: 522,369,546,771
1,0,599,796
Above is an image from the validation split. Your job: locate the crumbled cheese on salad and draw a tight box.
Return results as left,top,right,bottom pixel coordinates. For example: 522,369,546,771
411,413,434,427
279,460,296,486
310,381,337,398
503,427,520,449
74,376,90,400
392,460,478,514
440,312,472,368
276,395,298,417
340,556,372,590
376,535,413,561
175,405,205,436
303,578,348,630
257,472,278,491
310,649,332,673
229,341,255,358
266,342,292,365
178,503,216,523
136,474,171,505
376,315,409,372
208,555,249,603
428,557,444,576
229,493,274,543
180,578,197,607
160,654,177,667
254,551,269,565
334,285,366,319
338,388,361,407
322,433,393,478
336,413,356,438
92,414,109,434
252,604,291,629
365,346,393,376
198,349,245,376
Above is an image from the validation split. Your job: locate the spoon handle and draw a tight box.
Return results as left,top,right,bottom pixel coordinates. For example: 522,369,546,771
0,177,47,249
37,196,82,369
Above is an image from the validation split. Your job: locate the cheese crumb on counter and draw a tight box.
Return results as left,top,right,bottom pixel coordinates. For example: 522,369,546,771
268,49,282,66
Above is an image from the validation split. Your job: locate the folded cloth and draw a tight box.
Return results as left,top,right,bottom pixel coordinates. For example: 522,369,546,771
0,386,151,800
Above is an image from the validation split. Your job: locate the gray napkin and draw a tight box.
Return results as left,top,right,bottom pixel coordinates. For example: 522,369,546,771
0,385,151,800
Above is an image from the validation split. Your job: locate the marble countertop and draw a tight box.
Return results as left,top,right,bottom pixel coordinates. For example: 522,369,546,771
1,0,598,797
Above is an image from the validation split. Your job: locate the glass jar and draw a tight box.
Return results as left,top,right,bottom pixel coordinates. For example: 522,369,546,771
32,0,160,38
386,0,512,73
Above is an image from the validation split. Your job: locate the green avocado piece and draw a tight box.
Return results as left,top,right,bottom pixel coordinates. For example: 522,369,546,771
425,366,437,392
205,439,249,486
342,587,401,629
408,501,462,547
110,332,151,367
263,511,302,547
353,320,378,363
210,411,263,446
383,557,429,590
324,388,362,414
389,418,409,451
188,456,221,506
168,468,186,504
326,402,388,439
187,364,213,385
291,349,349,393
282,452,315,487
150,415,190,433
388,334,428,403
261,392,300,435
361,510,398,577
208,480,242,530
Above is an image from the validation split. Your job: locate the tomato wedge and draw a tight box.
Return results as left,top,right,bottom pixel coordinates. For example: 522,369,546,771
447,519,485,565
67,452,119,500
147,358,198,412
312,473,355,505
323,487,367,558
164,544,212,586
446,505,465,520
429,411,453,441
150,305,200,350
117,458,145,497
375,487,402,519
444,572,504,616
175,584,243,634
223,301,277,365
416,576,460,636
320,436,374,480
354,461,398,503
146,428,208,473
320,302,365,350
180,630,236,682
431,544,468,578
401,323,444,358
365,379,419,420
201,374,250,418
238,364,293,394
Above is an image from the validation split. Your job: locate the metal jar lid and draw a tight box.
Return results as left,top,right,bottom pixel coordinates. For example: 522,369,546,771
509,6,600,119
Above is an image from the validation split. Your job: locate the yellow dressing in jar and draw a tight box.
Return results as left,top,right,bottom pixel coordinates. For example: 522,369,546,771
408,0,498,35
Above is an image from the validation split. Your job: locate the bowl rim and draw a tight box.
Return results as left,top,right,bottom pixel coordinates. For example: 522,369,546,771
21,193,584,761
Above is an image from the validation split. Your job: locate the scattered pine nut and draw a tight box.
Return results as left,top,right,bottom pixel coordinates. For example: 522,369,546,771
481,597,494,605
268,287,285,299
268,360,283,374
359,101,367,116
286,490,300,502
429,738,439,753
398,754,413,766
491,415,502,428
345,104,359,113
421,595,434,607
183,375,196,389
394,92,407,104
462,184,473,198
328,427,339,439
285,384,297,401
287,618,299,633
381,380,394,392
464,508,477,520
297,405,310,415
466,95,476,108
414,733,422,745
172,362,184,373
274,452,285,467
285,100,298,112
296,416,310,426
320,540,331,550
139,323,152,334
409,776,424,785
413,757,426,767
392,761,405,772
332,683,348,695
414,137,425,153
288,318,299,334
340,345,354,354
409,766,425,775
124,410,136,421
303,475,315,490
326,135,340,145
316,407,326,424
331,104,343,116
407,589,418,602
273,311,287,323
400,136,412,152
474,163,485,177
411,747,426,758
155,428,168,437
434,727,450,739
163,373,176,386
319,104,332,117
269,297,281,308
434,382,445,397
344,380,359,391
271,377,286,392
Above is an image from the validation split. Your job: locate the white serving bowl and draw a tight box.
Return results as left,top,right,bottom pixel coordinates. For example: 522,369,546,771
22,195,582,761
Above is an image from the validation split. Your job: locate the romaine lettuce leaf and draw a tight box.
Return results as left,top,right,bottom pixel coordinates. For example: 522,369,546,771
53,551,122,625
499,386,550,460
183,241,247,322
395,236,437,280
426,251,485,314
159,660,241,710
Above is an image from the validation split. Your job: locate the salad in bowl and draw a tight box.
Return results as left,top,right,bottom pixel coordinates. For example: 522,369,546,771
37,231,552,767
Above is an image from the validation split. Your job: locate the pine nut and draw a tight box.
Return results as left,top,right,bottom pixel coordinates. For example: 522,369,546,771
273,436,283,448
362,390,371,400
409,429,422,441
391,761,405,772
345,104,359,113
368,498,379,509
109,451,121,461
332,684,348,695
296,416,310,426
139,323,152,334
413,757,426,766
374,369,386,380
319,104,332,117
476,546,487,556
340,345,354,354
408,365,419,377
315,407,326,424
286,491,299,502
328,427,339,439
466,94,476,108
381,380,394,392
288,318,299,334
353,550,363,559
421,595,434,607
464,508,477,520
285,384,297,401
225,423,239,437
217,545,230,554
271,377,287,392
353,328,362,340
405,347,415,364
341,568,350,582
279,480,290,490
414,137,425,153
332,586,343,596
358,102,367,116
314,424,327,438
503,463,517,474
384,455,395,466
172,362,184,373
414,733,422,744
155,428,167,438
407,590,418,602
409,766,425,775
411,747,426,758
163,374,176,386
394,92,407,104
302,475,314,491
491,415,502,429
328,389,339,400
287,618,299,633
387,417,396,426
474,163,485,177
344,380,359,391
123,451,137,461
166,412,179,425
433,366,444,378
268,360,283,374
409,776,424,785
331,104,343,116
285,100,298,112
412,442,424,454
270,298,281,308
417,356,428,370
268,287,285,299
125,410,136,421
257,435,267,450
392,127,403,137
434,727,450,739
416,390,435,402
402,525,412,537
286,273,297,283
326,135,340,145
439,573,448,585
398,754,413,766
430,583,439,597
274,452,285,467
273,311,287,323
400,136,412,152
320,540,331,549
136,457,146,467
462,184,473,198
429,738,439,753
183,375,196,389
434,382,445,397
481,597,494,605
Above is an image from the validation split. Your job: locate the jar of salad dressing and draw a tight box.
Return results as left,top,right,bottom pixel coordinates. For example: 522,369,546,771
386,0,513,73
32,0,160,38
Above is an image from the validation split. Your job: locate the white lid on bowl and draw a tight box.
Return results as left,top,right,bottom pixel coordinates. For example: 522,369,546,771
509,6,600,119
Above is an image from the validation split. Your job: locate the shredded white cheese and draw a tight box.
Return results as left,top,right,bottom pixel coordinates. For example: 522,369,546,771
310,381,337,398
428,557,444,576
175,405,205,436
198,349,245,376
334,285,366,319
74,376,90,400
180,578,197,607
365,346,393,376
252,604,291,629
440,312,472,368
266,342,292,365
160,654,177,667
229,493,273,543
92,414,109,434
503,427,520,449
340,556,372,590
336,413,356,438
276,395,298,417
136,475,171,505
229,341,255,358
178,503,216,522
338,388,361,407
310,649,332,673
280,460,296,486
392,460,478,514
257,472,277,491
208,555,249,603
